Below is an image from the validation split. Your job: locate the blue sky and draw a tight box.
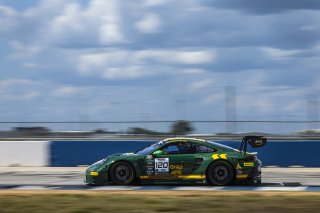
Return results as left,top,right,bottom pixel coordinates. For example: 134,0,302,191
0,0,319,133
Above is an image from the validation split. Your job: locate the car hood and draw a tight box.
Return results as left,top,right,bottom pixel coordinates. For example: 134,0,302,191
107,152,144,160
110,152,136,157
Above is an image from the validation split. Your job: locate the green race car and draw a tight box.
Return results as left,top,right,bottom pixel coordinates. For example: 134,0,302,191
85,136,266,186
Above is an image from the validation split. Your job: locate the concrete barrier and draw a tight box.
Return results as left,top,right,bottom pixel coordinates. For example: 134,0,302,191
50,140,155,167
0,141,49,166
50,140,320,167
3,140,319,167
220,140,320,167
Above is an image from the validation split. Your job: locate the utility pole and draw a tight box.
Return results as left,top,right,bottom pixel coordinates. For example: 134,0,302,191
307,95,319,130
225,86,237,133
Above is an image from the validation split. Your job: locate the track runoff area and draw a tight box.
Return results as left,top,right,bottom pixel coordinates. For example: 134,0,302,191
0,167,319,191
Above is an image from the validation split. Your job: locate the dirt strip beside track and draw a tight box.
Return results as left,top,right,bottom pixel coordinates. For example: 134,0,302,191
1,190,320,196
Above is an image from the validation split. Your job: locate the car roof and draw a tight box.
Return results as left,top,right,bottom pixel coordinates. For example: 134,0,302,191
163,137,206,143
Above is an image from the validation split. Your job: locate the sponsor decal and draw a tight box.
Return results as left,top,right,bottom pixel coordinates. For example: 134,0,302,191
236,174,248,179
169,164,183,175
155,158,169,173
236,163,242,169
146,159,155,175
244,162,254,167
170,164,183,170
170,170,182,175
212,154,228,160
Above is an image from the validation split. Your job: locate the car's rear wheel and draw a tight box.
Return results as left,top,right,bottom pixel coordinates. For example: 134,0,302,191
109,161,135,185
207,161,234,186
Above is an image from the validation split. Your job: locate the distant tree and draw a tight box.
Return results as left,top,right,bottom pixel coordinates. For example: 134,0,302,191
128,127,151,135
94,129,108,134
171,120,194,135
13,127,50,133
127,127,165,135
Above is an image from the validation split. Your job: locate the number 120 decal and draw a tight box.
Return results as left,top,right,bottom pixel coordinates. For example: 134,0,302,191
155,158,169,173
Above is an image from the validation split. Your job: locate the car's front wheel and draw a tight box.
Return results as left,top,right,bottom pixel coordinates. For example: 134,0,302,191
207,161,234,186
109,161,136,185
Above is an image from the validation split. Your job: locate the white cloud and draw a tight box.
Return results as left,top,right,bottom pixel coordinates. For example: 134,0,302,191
0,5,17,33
0,5,16,16
200,93,223,105
181,68,206,75
144,0,169,6
0,79,35,88
189,79,215,92
133,49,215,64
98,0,124,44
135,13,162,33
52,86,80,97
77,49,215,79
102,66,151,80
282,100,304,113
49,3,83,38
23,62,40,69
174,51,215,64
0,79,42,101
261,47,302,60
9,41,42,59
0,0,319,130
78,51,131,75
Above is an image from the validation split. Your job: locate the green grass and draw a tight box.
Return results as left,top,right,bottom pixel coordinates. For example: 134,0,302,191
0,191,319,213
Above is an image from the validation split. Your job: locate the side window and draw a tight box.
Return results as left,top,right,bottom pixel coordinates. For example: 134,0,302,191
196,145,215,153
161,142,197,154
178,142,196,154
162,144,180,154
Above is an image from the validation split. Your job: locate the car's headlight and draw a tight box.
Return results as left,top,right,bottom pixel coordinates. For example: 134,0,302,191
92,158,107,166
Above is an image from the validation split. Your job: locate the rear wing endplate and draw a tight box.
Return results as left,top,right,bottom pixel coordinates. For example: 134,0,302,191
239,136,267,154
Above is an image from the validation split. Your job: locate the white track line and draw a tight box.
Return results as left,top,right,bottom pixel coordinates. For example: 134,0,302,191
172,186,225,191
12,186,50,190
89,186,137,190
255,187,308,191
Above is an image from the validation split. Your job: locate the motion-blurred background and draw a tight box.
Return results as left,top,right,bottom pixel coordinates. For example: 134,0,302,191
0,0,320,138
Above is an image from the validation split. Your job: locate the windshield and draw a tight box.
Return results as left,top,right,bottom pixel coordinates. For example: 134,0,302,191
207,141,239,152
135,140,166,155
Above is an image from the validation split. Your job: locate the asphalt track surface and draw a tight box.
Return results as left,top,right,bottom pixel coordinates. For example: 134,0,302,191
0,167,319,191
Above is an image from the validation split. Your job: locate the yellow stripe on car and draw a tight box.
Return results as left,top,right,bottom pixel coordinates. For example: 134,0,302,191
139,175,206,179
178,175,206,179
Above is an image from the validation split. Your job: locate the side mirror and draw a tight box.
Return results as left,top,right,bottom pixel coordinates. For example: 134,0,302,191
152,150,163,157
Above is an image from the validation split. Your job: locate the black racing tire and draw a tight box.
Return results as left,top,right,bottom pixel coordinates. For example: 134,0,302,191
207,161,235,186
109,161,136,185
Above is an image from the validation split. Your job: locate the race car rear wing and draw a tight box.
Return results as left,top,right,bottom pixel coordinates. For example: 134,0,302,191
239,136,267,154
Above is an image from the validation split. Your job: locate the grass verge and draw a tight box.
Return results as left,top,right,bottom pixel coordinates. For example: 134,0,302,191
0,191,319,213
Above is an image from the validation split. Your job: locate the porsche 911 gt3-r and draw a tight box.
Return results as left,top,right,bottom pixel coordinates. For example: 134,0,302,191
85,136,266,186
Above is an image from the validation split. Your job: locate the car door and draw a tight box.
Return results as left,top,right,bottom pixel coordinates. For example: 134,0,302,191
142,142,198,180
